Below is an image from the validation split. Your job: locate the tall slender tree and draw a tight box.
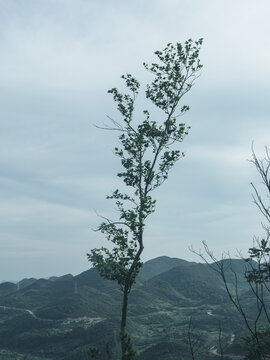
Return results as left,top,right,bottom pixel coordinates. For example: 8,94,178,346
87,39,203,360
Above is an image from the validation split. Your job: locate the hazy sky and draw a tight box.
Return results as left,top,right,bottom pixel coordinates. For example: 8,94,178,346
1,0,270,281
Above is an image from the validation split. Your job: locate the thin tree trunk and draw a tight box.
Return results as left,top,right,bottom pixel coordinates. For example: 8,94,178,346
120,284,129,360
120,238,143,360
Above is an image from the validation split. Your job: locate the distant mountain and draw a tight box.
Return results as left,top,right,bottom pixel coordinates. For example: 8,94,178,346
139,256,196,280
148,263,227,304
0,256,252,360
74,268,116,290
48,274,73,282
18,278,37,289
0,282,16,297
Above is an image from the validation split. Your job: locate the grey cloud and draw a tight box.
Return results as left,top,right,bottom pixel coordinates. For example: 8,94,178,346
1,0,270,280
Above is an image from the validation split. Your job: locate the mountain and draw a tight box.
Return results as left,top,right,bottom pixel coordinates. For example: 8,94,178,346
148,263,227,304
0,256,252,360
0,282,16,297
48,274,73,282
139,256,196,280
18,277,38,289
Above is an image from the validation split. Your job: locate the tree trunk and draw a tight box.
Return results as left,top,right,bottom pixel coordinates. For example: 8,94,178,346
120,233,143,360
120,284,129,360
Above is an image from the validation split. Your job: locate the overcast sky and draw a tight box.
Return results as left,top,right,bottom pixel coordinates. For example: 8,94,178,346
1,0,270,281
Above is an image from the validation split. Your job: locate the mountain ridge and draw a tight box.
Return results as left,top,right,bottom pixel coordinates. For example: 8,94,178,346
0,256,252,360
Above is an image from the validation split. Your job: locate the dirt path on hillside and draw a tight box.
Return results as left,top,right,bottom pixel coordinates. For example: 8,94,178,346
0,305,104,324
209,334,245,360
209,347,245,359
0,305,39,318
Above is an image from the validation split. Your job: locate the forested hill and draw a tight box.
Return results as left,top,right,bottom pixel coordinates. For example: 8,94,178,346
0,256,253,360
139,256,196,280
